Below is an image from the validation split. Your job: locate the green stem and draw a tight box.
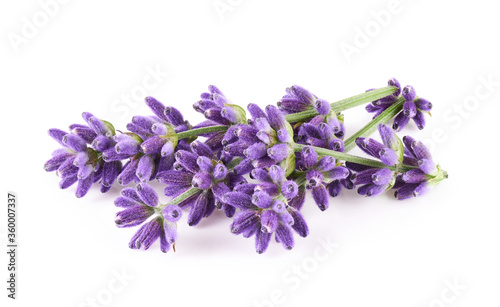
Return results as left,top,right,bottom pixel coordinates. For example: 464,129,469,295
177,125,228,139
293,143,413,172
343,97,405,152
158,187,202,211
285,86,397,123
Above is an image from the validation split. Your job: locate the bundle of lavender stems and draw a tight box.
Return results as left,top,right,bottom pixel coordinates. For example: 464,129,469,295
44,78,447,254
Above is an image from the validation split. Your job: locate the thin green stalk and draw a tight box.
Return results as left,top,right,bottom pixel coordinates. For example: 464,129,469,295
285,86,397,123
177,125,228,139
343,97,404,152
293,143,414,172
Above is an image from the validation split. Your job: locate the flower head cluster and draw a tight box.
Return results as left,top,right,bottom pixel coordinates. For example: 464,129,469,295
156,140,246,226
230,103,296,176
115,183,182,253
366,78,433,131
393,136,447,200
224,165,308,253
297,146,350,210
44,112,121,197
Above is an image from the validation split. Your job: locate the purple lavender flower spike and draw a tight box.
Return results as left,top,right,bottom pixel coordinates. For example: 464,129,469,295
327,181,342,197
115,205,155,228
136,183,159,207
315,99,330,116
59,176,78,189
175,150,199,173
265,105,287,131
48,128,68,146
316,156,336,172
233,158,253,176
255,231,272,254
91,135,112,152
159,230,171,253
44,152,73,172
275,224,294,250
288,85,316,105
136,217,163,250
402,169,429,183
394,183,419,200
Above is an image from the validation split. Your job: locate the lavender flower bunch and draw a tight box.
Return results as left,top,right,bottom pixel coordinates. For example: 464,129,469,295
45,78,448,254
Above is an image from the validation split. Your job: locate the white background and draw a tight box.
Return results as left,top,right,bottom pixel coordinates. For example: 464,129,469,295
1,1,499,306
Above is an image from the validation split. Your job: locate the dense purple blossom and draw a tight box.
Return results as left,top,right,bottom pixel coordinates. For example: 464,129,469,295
366,78,433,131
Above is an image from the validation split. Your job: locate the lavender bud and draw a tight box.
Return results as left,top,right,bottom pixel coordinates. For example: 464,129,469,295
136,183,159,207
379,148,399,166
265,105,287,131
231,211,259,235
213,163,228,181
415,98,432,111
275,224,294,250
418,159,438,176
233,158,253,176
314,99,330,116
145,96,168,121
316,156,336,172
394,183,419,200
301,146,318,169
328,181,342,197
88,116,109,136
255,230,272,254
48,128,68,146
289,85,316,105
157,170,194,186
392,112,410,132
269,165,286,186
223,192,255,210
403,100,417,118
402,85,416,101
267,144,292,162
224,141,247,157
402,169,429,183
277,128,292,143
326,167,350,180
114,196,140,208
192,172,212,189
252,191,273,209
281,181,299,199
136,154,154,182
306,169,323,188
244,142,268,160
413,111,426,130
247,103,266,120
388,78,401,96
272,199,286,213
312,186,329,211
371,168,393,186
260,210,279,233
163,205,182,223
141,135,167,154
116,205,155,228
256,130,271,144
62,134,87,152
250,168,272,182
175,150,200,173
188,192,207,226
164,106,184,126
196,156,213,173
